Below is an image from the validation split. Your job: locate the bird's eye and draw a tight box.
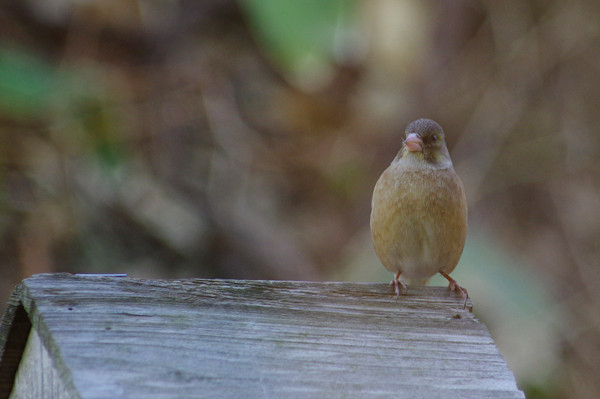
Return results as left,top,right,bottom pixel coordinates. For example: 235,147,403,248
431,134,437,141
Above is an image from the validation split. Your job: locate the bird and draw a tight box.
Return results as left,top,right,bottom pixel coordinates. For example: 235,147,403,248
370,118,468,300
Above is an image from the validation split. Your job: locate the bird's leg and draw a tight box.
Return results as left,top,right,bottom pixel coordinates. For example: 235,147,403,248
389,271,407,296
439,271,469,308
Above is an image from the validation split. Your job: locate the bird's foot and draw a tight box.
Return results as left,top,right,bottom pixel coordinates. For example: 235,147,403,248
439,271,469,308
389,272,407,297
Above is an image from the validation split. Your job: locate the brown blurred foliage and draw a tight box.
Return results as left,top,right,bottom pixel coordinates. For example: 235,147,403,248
1,1,600,398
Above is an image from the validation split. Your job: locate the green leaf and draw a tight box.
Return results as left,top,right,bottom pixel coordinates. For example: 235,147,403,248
0,45,61,117
240,0,358,88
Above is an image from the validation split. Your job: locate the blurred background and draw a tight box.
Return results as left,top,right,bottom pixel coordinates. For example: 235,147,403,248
1,0,599,397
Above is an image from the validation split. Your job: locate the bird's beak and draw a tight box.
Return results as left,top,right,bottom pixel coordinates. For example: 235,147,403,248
404,133,423,152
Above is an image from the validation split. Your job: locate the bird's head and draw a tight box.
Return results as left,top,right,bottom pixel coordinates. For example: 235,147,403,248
401,118,451,166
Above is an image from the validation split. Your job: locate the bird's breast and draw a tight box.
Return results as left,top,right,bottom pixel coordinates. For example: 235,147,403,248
370,164,467,281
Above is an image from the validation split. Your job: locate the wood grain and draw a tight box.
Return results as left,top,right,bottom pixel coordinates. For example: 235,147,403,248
0,274,524,398
9,328,73,399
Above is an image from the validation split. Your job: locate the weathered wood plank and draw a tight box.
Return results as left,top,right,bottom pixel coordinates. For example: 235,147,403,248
9,328,75,399
0,274,524,398
0,295,31,397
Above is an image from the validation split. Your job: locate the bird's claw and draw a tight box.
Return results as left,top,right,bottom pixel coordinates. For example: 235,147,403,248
389,273,407,297
439,271,469,309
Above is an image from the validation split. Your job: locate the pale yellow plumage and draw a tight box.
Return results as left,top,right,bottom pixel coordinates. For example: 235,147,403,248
370,118,468,297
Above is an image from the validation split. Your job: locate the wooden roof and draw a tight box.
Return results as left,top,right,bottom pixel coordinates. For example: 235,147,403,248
0,274,524,398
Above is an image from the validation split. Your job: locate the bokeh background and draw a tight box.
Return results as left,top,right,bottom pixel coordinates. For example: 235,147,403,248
1,0,599,397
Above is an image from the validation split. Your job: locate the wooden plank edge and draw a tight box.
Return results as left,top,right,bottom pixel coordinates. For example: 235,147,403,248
0,280,82,399
0,286,31,399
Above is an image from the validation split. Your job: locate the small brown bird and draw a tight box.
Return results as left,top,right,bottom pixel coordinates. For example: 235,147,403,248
370,118,468,299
